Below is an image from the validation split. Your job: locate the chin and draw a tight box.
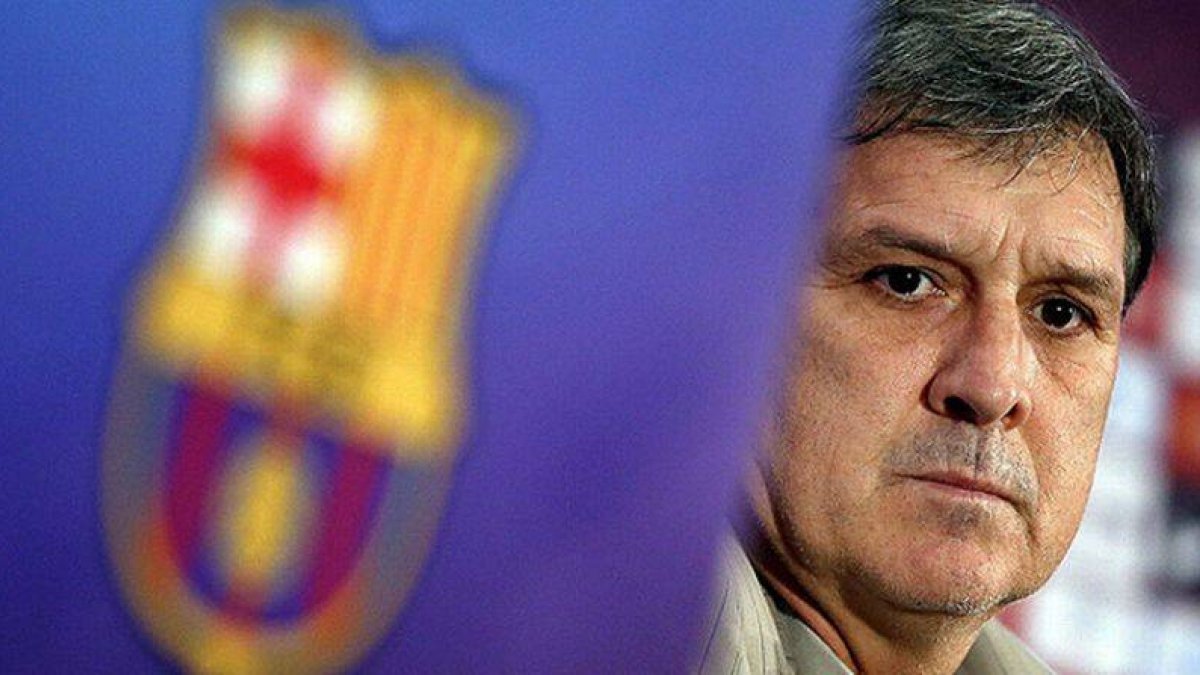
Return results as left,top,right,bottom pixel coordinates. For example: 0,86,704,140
853,531,1038,619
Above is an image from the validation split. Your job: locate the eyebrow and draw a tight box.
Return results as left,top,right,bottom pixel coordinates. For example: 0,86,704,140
851,225,956,261
825,224,957,270
832,224,1125,313
1039,263,1124,316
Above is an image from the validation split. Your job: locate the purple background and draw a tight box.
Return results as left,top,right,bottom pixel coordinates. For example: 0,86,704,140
1048,0,1200,131
0,1,858,672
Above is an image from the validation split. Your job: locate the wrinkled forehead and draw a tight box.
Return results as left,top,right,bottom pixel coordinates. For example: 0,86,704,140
826,133,1127,293
830,133,1124,234
838,131,1122,203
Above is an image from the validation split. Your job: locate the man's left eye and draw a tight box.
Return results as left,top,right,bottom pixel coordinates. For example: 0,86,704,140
1034,298,1088,332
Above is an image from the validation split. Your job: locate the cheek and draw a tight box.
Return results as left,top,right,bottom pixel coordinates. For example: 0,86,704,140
1027,449,1098,577
786,300,936,436
1025,375,1111,559
770,311,907,510
779,314,872,458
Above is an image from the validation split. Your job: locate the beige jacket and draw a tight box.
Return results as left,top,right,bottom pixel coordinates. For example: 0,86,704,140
696,537,1054,675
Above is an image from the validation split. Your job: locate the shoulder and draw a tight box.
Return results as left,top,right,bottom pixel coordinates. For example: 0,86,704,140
696,536,852,675
694,535,792,675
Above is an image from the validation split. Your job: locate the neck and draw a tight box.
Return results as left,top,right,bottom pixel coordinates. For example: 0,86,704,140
746,518,990,675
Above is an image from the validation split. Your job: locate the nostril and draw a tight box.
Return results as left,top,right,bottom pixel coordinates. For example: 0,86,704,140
944,396,978,423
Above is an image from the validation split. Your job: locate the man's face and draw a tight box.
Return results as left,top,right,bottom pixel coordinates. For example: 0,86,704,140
760,133,1126,618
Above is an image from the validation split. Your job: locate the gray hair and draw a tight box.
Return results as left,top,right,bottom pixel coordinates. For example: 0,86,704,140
849,0,1158,309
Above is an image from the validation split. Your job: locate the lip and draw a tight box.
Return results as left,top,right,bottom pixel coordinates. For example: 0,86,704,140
901,472,1016,506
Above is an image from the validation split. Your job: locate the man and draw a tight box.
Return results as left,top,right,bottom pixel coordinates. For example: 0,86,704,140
700,1,1158,673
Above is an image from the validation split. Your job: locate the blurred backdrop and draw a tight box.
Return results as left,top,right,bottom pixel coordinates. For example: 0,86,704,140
0,2,857,672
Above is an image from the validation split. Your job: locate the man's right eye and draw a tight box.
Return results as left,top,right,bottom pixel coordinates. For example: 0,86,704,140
865,265,941,301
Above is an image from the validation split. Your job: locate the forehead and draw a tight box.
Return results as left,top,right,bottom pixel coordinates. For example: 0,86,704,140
828,133,1126,286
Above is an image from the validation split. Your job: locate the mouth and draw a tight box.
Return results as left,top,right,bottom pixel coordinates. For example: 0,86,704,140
901,472,1017,507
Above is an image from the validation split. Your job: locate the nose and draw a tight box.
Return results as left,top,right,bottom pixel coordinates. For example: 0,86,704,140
927,305,1033,430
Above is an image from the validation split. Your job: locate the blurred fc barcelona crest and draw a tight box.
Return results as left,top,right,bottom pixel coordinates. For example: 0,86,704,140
102,7,516,672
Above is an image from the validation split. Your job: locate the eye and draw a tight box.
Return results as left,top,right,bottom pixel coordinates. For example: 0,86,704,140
1033,297,1090,333
866,265,941,301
